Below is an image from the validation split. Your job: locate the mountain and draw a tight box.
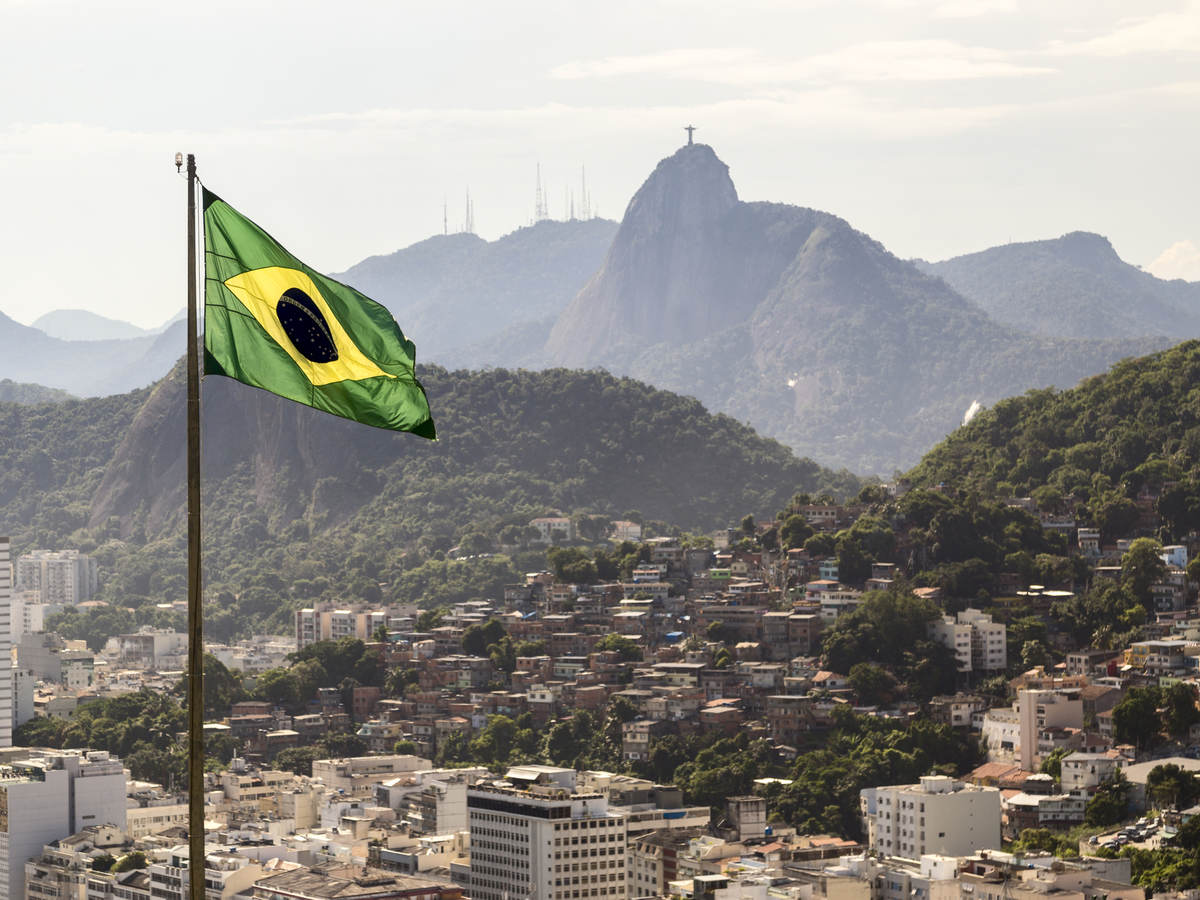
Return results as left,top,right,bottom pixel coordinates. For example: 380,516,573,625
546,144,1169,474
0,359,859,633
336,218,618,368
0,310,176,396
917,232,1200,339
89,363,859,539
908,339,1200,497
0,379,73,404
31,309,154,341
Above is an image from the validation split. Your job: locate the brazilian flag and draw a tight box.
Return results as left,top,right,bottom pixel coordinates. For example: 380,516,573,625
203,188,436,438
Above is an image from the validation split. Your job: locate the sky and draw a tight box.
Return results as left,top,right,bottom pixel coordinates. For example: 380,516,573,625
2,0,1198,329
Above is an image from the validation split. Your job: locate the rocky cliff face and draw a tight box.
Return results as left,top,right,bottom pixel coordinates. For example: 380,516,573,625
544,145,1169,473
547,145,760,364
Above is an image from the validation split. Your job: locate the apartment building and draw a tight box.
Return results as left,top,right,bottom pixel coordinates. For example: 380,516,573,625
0,750,126,900
14,550,97,606
860,775,1002,859
468,766,627,900
928,609,1006,674
0,540,11,748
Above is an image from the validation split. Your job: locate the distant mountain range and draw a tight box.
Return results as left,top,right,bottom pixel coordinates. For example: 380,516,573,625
0,310,187,397
543,145,1168,473
916,232,1200,340
4,146,1196,472
335,218,617,369
30,308,175,342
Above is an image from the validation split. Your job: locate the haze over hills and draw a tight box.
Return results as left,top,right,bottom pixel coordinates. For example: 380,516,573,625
0,310,182,397
336,217,617,368
31,308,154,341
545,144,1170,474
917,232,1200,340
4,146,1196,474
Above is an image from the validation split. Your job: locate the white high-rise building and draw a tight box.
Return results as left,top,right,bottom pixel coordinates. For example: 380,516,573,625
929,608,1007,674
0,749,127,900
14,550,97,606
0,539,12,748
468,766,627,900
860,775,1002,859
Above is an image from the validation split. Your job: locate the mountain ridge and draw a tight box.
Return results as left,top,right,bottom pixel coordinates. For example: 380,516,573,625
545,144,1172,473
918,231,1200,339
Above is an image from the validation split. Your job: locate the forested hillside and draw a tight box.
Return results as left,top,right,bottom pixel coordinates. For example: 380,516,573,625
1,363,859,644
908,339,1200,542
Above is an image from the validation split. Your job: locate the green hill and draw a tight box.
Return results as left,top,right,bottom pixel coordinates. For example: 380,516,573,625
907,339,1200,540
0,379,73,405
1,363,859,642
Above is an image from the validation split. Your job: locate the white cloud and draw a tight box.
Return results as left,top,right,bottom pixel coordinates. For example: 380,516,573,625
551,40,1053,86
931,0,1018,17
1147,240,1200,282
1047,1,1200,56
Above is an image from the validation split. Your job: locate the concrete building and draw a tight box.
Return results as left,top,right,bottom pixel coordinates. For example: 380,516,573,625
11,671,34,732
1060,751,1127,796
1018,689,1083,771
929,609,1006,675
311,755,430,792
253,864,462,900
468,766,627,900
108,629,187,670
860,775,1002,859
0,749,127,900
24,825,128,900
0,541,12,748
149,845,267,900
8,592,58,640
14,551,96,606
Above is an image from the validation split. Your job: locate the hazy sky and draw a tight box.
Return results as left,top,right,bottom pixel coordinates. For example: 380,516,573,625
2,0,1198,329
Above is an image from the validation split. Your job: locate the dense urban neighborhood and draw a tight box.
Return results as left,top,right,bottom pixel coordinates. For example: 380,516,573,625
5,465,1200,900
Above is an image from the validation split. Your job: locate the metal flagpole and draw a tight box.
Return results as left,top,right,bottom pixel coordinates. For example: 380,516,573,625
181,151,206,900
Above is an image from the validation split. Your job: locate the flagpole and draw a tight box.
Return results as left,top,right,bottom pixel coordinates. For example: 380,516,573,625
183,152,206,900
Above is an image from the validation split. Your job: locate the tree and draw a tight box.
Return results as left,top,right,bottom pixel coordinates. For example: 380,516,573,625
848,663,896,706
489,636,517,673
547,547,597,584
1040,747,1069,781
1162,682,1200,738
706,621,735,644
372,624,390,643
462,619,507,656
595,634,642,662
112,851,147,873
1121,538,1167,608
394,740,418,755
780,515,813,550
835,537,871,585
1146,763,1200,810
1113,687,1162,751
805,533,837,557
741,515,756,536
1085,771,1131,827
416,608,447,631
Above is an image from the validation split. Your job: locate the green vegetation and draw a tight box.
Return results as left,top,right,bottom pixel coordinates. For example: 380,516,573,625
1084,771,1132,827
820,588,957,701
0,379,73,405
909,341,1200,547
0,365,860,649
